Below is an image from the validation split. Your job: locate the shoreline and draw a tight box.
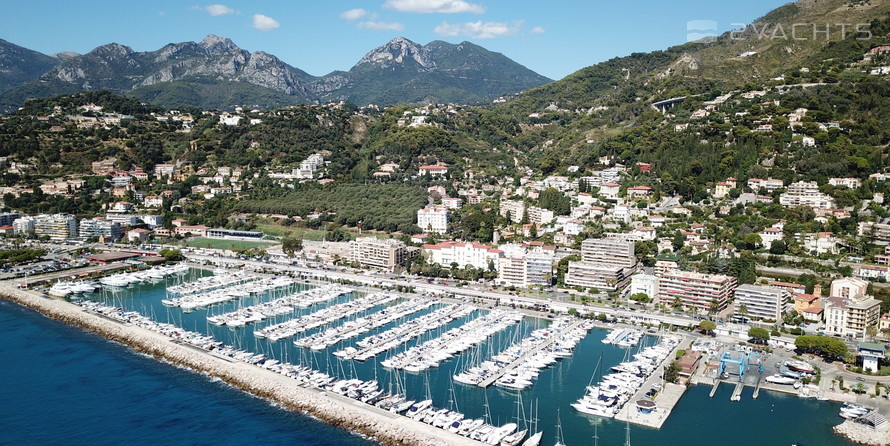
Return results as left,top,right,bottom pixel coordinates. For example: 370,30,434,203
0,283,482,446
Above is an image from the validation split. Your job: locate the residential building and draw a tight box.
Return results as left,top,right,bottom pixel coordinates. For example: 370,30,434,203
713,181,733,198
34,214,78,240
733,284,790,321
824,293,882,338
91,159,116,175
0,212,20,227
831,277,869,299
352,237,407,272
417,206,449,234
564,238,638,291
629,273,659,300
499,199,526,223
423,240,502,270
496,243,555,288
527,206,555,224
858,221,890,241
418,164,448,177
12,216,36,236
154,164,177,177
657,270,737,312
794,293,823,322
599,183,620,200
779,181,834,209
127,228,150,243
206,228,264,240
858,264,889,281
747,178,784,193
143,195,163,208
626,186,652,197
441,197,463,209
78,218,121,241
828,177,861,189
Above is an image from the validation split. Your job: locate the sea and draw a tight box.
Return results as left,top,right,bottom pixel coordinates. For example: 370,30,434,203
0,271,856,446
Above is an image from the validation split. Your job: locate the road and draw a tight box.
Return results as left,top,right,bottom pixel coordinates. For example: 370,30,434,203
183,253,700,329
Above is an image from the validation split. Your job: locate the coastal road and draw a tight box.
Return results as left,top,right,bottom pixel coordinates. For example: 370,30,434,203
182,253,701,330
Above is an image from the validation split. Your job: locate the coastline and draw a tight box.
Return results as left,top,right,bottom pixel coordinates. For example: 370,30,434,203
0,283,482,446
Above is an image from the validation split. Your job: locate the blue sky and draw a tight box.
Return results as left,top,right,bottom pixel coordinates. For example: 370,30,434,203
1,0,788,80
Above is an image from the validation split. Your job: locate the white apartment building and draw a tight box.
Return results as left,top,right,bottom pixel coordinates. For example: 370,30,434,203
417,206,449,234
629,273,659,300
657,270,737,312
747,178,784,193
779,181,835,209
423,240,502,270
78,218,122,241
294,153,325,179
825,292,882,338
12,216,36,235
733,284,790,321
831,277,868,299
352,237,407,272
500,199,526,223
34,214,78,240
441,197,463,209
496,243,556,288
527,206,555,224
828,177,861,189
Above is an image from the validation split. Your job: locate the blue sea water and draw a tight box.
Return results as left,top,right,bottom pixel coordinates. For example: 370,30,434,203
0,299,374,446
0,272,857,446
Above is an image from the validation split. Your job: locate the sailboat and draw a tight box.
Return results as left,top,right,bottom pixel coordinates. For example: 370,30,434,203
554,409,567,446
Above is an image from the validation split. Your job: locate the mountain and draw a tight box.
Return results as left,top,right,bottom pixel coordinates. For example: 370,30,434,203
310,37,552,105
0,35,551,111
0,39,59,93
502,0,890,118
0,34,317,111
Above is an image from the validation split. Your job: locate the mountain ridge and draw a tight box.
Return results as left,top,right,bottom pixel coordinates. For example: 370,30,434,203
0,35,551,111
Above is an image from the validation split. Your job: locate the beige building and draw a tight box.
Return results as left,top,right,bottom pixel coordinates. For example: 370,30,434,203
352,237,407,272
499,199,526,223
657,270,737,313
733,284,790,321
564,238,638,291
779,181,834,209
824,277,881,338
34,214,78,240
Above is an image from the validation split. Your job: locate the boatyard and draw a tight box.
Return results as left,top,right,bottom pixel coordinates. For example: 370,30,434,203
2,262,888,446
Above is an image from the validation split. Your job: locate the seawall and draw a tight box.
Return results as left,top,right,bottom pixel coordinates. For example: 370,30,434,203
0,283,481,446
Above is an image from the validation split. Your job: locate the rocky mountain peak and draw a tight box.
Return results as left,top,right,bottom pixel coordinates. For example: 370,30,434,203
356,36,435,69
90,43,134,57
200,34,239,54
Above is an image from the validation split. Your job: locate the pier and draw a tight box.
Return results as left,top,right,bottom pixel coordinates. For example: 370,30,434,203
731,382,744,401
477,319,585,388
613,334,690,429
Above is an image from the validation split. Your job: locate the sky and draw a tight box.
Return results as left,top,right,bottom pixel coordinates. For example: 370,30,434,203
1,0,790,80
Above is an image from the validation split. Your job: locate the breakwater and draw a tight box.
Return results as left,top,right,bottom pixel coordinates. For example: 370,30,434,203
0,284,479,446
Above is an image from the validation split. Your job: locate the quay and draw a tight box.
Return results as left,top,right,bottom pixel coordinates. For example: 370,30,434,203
477,319,585,387
613,334,690,429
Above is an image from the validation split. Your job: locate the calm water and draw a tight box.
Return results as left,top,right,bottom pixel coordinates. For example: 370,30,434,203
0,271,854,446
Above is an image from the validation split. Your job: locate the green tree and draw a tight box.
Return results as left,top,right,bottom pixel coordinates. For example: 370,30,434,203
769,240,786,255
699,320,717,336
282,237,303,257
748,327,770,343
664,361,682,383
158,249,184,262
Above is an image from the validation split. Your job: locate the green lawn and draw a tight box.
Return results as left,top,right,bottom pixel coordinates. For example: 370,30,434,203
186,238,277,250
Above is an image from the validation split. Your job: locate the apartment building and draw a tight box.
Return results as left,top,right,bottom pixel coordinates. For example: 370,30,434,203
417,206,449,234
423,240,502,270
733,284,790,321
34,214,78,240
858,221,890,241
527,206,555,225
78,217,122,241
564,238,638,291
499,199,526,223
828,177,861,189
12,216,35,236
352,237,407,272
824,277,881,338
629,273,659,300
657,270,737,312
496,243,555,288
779,181,835,209
0,212,20,227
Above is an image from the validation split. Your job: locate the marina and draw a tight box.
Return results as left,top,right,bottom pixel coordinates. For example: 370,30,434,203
1,266,878,445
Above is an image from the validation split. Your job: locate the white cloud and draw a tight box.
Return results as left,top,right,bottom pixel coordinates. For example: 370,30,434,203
434,20,522,39
358,21,406,31
340,8,369,21
252,14,280,31
383,0,484,14
193,4,235,16
530,26,545,34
